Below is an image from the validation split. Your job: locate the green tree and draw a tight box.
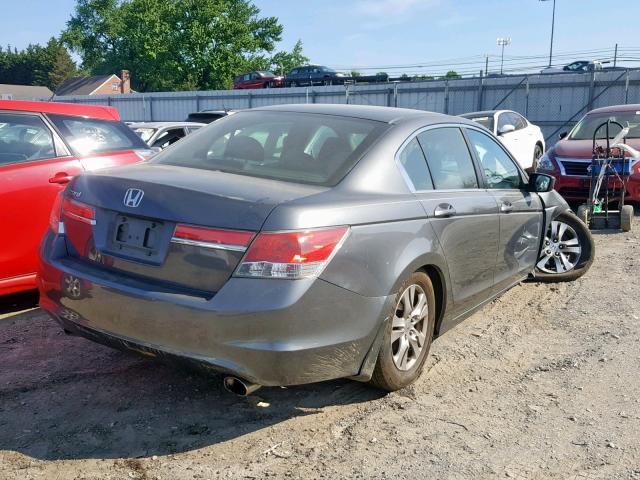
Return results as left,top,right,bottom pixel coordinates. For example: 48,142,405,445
63,0,292,91
270,39,308,76
0,38,77,91
375,71,389,81
350,70,360,78
444,70,461,79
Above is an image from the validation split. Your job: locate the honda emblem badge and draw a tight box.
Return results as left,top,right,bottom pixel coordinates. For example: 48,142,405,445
123,188,144,208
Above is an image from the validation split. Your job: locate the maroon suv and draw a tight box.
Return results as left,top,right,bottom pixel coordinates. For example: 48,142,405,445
537,104,640,202
233,71,284,89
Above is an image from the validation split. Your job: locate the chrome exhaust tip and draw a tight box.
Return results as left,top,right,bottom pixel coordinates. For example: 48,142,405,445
223,376,262,396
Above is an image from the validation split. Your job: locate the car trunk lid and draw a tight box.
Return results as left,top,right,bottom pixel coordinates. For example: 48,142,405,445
63,164,326,294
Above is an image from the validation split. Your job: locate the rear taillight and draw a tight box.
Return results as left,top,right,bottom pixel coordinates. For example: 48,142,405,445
49,192,65,235
235,226,349,279
62,198,96,225
173,224,255,251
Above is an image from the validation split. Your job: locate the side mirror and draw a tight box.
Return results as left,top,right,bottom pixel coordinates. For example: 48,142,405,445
559,131,568,140
498,124,516,135
528,173,556,193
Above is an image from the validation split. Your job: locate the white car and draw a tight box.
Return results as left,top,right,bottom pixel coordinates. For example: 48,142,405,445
128,121,205,150
459,110,545,171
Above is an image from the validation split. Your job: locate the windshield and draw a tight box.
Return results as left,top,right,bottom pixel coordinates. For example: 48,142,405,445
152,110,387,186
465,116,494,132
569,111,640,140
133,127,157,142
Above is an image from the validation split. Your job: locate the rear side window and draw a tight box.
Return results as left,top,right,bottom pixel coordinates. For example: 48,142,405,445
418,127,478,189
397,138,433,191
48,114,147,156
152,111,388,186
0,113,55,165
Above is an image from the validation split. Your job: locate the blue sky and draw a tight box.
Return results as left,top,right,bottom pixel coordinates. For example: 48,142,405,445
2,0,640,75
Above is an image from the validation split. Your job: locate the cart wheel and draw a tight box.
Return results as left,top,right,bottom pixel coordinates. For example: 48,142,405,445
621,205,634,232
576,204,589,226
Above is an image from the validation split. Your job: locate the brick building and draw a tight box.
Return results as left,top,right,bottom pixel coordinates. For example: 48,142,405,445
55,70,131,96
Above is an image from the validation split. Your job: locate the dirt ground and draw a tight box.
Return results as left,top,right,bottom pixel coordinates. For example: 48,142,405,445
1,222,640,480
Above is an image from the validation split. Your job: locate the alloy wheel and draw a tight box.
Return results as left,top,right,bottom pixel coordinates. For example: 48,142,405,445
64,275,82,299
391,284,429,371
537,220,582,274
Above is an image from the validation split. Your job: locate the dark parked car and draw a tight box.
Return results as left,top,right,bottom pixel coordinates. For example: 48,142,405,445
233,71,284,89
39,104,594,394
185,109,234,124
286,65,349,87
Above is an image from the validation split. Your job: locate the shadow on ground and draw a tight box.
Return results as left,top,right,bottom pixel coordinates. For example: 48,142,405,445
0,309,384,461
0,290,39,316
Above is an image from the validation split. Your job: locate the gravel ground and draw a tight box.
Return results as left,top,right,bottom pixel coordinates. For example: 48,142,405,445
1,222,639,480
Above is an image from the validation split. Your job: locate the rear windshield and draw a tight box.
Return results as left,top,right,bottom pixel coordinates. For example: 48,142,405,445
152,111,388,186
133,127,157,142
464,115,494,132
48,114,148,155
569,111,640,140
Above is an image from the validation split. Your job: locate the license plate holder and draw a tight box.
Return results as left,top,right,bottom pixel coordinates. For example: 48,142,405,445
113,215,162,254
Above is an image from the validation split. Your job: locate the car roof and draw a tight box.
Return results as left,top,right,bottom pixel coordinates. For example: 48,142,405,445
588,104,640,115
251,104,467,125
0,99,120,121
129,121,205,128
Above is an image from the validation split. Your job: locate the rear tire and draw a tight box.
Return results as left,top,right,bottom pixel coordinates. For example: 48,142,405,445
533,211,595,282
369,271,436,392
621,204,634,232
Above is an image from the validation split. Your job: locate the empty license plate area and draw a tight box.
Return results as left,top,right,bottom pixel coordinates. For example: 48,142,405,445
112,215,164,258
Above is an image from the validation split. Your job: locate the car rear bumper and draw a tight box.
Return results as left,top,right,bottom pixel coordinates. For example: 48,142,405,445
38,234,391,386
552,173,640,202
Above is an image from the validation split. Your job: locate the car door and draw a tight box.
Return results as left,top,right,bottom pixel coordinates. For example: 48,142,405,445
399,126,500,319
247,73,260,89
465,127,543,294
0,111,83,291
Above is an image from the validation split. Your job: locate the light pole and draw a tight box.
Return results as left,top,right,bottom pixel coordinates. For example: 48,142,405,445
540,0,556,67
497,37,511,75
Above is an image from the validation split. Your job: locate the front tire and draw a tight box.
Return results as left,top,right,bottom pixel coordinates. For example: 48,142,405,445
370,271,436,392
533,211,594,282
532,143,544,172
576,204,589,225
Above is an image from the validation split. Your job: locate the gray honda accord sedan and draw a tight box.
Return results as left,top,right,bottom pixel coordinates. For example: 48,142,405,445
39,104,594,393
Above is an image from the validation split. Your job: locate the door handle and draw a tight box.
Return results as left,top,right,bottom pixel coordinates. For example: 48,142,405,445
434,203,456,218
500,201,513,213
49,172,72,184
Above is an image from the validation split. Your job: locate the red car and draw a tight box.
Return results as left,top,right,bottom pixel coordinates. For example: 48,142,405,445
0,100,152,296
233,71,284,89
537,104,640,202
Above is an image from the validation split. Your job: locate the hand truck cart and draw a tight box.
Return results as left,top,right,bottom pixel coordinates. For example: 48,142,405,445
576,120,635,232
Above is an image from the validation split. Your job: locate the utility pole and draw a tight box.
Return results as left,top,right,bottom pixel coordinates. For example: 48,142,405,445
485,55,489,76
614,43,618,67
497,38,511,75
539,0,556,67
